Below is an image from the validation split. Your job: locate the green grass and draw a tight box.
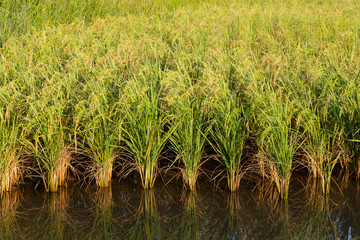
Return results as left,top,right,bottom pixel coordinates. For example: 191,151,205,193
0,90,22,194
123,61,175,189
0,0,360,196
299,84,342,194
23,79,73,192
75,77,123,188
169,93,210,191
254,82,302,199
337,73,360,178
210,85,250,192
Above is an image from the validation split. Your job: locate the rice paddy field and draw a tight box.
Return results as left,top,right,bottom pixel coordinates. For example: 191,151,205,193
1,0,360,238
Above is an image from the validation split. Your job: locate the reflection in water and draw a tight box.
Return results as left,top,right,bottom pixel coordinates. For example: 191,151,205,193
125,189,163,240
30,187,70,240
0,191,21,240
87,187,117,240
296,180,338,239
243,186,293,239
207,193,245,239
337,180,360,238
269,200,293,239
170,191,200,240
2,178,360,239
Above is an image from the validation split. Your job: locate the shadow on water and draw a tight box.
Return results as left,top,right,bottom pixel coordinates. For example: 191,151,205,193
3,177,360,239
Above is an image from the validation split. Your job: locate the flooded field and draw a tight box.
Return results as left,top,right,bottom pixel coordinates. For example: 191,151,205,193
2,175,360,240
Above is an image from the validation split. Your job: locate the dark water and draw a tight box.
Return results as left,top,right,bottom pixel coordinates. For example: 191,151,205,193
2,175,360,240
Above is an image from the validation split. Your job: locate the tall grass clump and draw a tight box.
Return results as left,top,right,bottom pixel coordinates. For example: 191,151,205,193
23,81,73,192
0,110,21,194
169,93,210,191
210,85,250,192
164,48,211,191
255,85,301,199
76,79,123,188
123,62,175,189
337,74,360,179
0,92,22,194
299,80,342,194
302,111,341,195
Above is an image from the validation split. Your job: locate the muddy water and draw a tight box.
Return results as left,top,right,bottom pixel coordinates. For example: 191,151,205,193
1,175,360,240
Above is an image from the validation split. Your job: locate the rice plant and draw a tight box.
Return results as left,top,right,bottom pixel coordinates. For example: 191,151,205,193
169,94,210,191
302,114,342,194
76,80,123,188
0,104,21,194
210,88,250,192
123,64,175,189
255,86,301,199
295,75,343,194
337,74,360,178
1,0,360,196
23,81,73,193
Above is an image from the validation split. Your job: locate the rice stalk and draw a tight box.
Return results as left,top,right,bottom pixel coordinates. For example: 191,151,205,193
337,72,360,178
123,63,175,189
169,94,210,191
255,85,301,199
210,87,250,192
302,110,342,195
0,111,21,194
23,81,73,193
75,80,123,188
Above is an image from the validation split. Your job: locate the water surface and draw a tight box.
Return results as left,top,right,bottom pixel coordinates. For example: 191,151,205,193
1,176,360,239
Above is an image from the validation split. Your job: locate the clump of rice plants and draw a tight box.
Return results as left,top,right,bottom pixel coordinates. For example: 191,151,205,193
76,79,123,188
302,112,341,195
0,103,22,194
296,77,343,195
255,85,301,199
169,94,210,191
23,81,73,193
1,0,360,197
123,63,175,189
164,51,211,191
210,86,250,192
337,74,360,179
